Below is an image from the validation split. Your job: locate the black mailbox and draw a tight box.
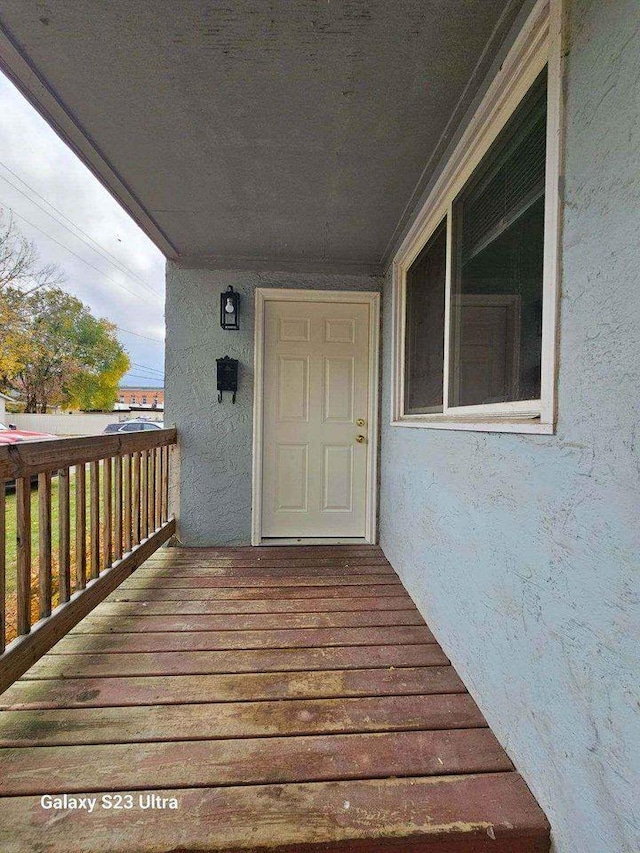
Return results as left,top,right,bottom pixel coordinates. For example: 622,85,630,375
216,356,239,403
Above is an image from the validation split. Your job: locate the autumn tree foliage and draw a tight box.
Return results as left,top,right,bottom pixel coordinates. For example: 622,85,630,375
0,210,130,412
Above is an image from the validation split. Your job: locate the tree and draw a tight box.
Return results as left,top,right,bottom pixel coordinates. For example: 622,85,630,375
0,208,65,381
2,287,130,412
0,209,62,293
0,209,130,411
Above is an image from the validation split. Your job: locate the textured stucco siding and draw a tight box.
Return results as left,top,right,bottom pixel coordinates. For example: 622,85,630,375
379,2,640,852
165,267,381,545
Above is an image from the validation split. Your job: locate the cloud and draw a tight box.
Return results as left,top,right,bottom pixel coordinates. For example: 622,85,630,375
0,71,165,386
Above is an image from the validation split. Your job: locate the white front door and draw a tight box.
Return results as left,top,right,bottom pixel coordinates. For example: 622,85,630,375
260,296,373,539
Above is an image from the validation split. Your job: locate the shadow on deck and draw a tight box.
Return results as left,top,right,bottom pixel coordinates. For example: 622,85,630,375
0,545,549,852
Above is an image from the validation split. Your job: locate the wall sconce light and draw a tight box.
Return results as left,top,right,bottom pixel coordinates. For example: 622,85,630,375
220,285,240,330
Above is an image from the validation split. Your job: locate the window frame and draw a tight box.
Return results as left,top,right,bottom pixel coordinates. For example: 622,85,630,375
391,0,564,434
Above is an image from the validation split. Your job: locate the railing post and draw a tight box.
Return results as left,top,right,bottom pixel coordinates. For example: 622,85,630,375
16,478,31,636
149,448,156,532
75,463,87,590
103,456,112,568
38,472,52,619
114,455,123,562
163,445,170,522
140,449,148,541
124,453,132,553
155,447,163,526
132,451,141,546
90,460,100,579
58,467,71,603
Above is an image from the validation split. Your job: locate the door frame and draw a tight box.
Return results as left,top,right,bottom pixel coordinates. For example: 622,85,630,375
252,288,380,546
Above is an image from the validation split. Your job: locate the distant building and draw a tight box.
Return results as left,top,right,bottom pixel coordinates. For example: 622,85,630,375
117,386,164,411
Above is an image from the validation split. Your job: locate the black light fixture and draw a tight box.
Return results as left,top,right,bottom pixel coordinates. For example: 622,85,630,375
220,285,240,330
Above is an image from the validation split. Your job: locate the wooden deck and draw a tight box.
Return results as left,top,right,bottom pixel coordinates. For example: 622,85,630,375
0,545,549,852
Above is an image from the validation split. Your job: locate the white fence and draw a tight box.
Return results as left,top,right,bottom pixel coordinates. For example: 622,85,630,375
6,413,164,437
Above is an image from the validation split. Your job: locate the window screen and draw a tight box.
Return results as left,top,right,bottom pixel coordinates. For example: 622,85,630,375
404,219,447,413
450,69,547,408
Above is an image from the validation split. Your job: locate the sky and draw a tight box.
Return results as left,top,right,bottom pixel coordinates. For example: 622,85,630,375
0,70,165,388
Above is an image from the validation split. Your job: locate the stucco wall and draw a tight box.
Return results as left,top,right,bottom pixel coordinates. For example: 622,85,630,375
165,267,381,545
379,2,640,851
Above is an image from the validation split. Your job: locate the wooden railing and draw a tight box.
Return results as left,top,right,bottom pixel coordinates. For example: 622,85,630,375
0,428,177,693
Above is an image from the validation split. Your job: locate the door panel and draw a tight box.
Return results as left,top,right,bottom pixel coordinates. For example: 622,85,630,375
277,357,309,422
322,446,354,512
323,358,355,423
275,445,309,512
262,299,370,538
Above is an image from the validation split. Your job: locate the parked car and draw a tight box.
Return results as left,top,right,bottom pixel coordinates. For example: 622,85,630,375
1,422,57,492
0,422,57,444
103,418,165,434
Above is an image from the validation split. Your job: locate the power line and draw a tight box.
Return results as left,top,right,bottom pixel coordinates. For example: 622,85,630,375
125,366,165,379
1,202,162,304
116,326,164,343
0,164,163,298
132,360,163,370
122,373,164,384
131,361,164,375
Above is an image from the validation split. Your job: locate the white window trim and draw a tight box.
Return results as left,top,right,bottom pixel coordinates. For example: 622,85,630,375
391,0,564,435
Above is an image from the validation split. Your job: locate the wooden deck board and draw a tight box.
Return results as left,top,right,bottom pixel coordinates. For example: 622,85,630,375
97,594,417,614
47,625,435,653
0,666,465,709
119,574,404,587
69,609,426,632
0,775,550,853
0,694,485,746
106,583,405,600
0,728,513,795
21,644,449,678
0,544,549,853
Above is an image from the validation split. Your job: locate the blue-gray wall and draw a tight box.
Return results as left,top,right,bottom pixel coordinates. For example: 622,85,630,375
379,2,640,851
165,267,381,545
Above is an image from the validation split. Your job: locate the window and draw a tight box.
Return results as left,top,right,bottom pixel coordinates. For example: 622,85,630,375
130,395,136,404
142,396,147,405
450,72,546,409
404,220,447,414
392,1,561,434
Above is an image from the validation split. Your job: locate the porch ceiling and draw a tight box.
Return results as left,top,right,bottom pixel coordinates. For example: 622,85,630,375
0,1,527,272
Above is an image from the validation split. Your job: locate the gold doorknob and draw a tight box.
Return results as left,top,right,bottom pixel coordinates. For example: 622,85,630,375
355,434,366,443
356,418,366,427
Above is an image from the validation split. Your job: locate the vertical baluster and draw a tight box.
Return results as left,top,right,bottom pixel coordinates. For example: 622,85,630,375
90,460,100,578
140,449,148,541
58,467,71,603
103,456,112,568
148,447,156,532
124,454,132,553
0,480,5,652
16,477,31,636
38,472,52,618
163,445,170,522
114,455,123,561
75,463,86,590
132,452,141,546
155,447,162,529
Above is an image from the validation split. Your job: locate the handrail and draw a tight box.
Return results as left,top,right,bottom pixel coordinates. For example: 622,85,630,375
0,428,177,694
0,427,177,479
